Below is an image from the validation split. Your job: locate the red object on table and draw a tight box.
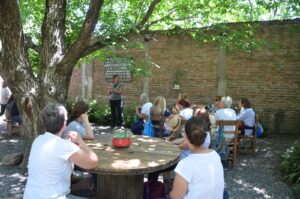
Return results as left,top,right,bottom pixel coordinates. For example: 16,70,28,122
112,138,131,148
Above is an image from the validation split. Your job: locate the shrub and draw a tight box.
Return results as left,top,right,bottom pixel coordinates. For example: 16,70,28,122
88,100,111,125
123,102,137,128
65,100,74,114
279,142,300,197
87,99,137,127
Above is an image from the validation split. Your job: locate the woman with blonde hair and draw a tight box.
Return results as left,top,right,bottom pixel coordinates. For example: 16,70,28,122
150,96,171,137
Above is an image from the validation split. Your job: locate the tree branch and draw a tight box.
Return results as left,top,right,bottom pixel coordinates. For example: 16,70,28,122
145,8,177,30
0,0,35,85
80,36,109,58
136,0,162,30
63,0,104,70
40,0,67,69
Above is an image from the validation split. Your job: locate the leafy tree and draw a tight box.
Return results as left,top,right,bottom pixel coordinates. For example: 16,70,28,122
0,0,299,167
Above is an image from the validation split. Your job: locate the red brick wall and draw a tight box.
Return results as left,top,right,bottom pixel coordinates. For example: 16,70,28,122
68,67,82,100
68,19,300,135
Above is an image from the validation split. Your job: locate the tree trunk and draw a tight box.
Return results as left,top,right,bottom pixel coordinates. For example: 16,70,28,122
0,0,113,169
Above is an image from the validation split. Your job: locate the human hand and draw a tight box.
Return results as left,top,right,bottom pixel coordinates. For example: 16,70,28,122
81,113,89,123
67,131,83,145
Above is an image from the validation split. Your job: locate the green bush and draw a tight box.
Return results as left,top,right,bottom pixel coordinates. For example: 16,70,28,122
123,102,137,128
88,99,137,127
65,100,74,115
279,142,300,197
66,99,137,127
88,100,111,125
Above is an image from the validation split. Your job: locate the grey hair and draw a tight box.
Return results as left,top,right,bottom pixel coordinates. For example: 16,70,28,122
221,96,233,108
140,93,149,103
40,103,67,134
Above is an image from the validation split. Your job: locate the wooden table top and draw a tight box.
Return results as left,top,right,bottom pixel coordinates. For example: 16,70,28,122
86,133,181,175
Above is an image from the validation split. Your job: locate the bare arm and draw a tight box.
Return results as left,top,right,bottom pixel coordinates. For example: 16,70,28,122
81,113,94,140
170,173,188,199
111,87,122,94
68,131,98,169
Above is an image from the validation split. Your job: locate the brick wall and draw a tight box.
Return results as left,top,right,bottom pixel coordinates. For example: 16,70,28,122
68,19,300,136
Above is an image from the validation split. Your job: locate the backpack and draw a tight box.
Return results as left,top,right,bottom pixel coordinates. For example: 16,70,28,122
212,125,229,161
143,117,155,137
143,180,165,199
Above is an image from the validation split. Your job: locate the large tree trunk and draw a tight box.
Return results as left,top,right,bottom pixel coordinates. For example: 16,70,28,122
0,0,74,169
0,0,105,169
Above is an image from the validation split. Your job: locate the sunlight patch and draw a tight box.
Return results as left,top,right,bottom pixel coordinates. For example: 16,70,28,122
253,187,271,198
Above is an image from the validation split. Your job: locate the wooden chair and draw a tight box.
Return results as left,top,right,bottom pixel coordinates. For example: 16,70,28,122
237,119,257,154
150,115,165,138
6,120,21,136
216,120,240,169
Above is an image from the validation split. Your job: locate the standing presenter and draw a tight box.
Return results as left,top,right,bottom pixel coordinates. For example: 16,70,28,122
109,74,124,129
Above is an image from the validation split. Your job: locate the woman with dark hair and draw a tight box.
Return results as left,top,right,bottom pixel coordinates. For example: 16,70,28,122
170,117,224,199
63,101,94,140
109,74,124,128
237,98,255,136
176,99,193,121
178,107,212,159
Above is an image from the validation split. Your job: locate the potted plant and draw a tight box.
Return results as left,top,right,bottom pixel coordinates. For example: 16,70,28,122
112,128,132,148
173,69,183,89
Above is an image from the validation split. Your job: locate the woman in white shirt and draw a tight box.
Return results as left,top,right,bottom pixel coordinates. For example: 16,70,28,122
170,117,224,199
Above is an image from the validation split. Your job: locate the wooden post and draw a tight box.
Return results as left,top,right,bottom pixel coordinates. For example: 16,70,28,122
143,36,151,96
217,47,227,96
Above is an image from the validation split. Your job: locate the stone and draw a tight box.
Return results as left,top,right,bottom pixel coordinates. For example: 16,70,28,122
2,153,23,166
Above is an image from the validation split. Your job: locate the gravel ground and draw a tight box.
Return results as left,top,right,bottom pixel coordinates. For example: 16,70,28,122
0,120,298,199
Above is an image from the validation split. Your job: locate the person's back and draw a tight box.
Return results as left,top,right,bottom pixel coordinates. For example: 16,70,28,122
24,103,98,199
175,151,224,199
24,132,79,199
170,117,224,199
215,96,236,139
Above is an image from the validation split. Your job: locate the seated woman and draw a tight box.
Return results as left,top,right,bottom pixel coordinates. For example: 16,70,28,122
170,117,224,199
172,93,189,114
215,96,236,140
23,103,98,199
237,98,255,136
175,99,193,121
5,95,22,125
131,93,153,135
177,107,211,159
63,101,94,140
150,96,171,137
62,101,96,192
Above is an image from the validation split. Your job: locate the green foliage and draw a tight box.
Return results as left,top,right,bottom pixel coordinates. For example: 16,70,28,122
113,128,132,139
86,99,136,127
88,100,111,125
123,102,137,127
65,100,74,115
279,142,300,196
19,0,300,70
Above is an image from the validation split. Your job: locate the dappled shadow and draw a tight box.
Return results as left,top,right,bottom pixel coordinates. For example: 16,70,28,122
225,137,299,198
0,165,26,198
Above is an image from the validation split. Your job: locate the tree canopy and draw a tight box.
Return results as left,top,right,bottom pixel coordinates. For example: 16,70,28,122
0,0,299,167
19,0,300,71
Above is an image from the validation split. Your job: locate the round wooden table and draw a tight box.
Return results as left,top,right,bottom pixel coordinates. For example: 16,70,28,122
86,133,181,199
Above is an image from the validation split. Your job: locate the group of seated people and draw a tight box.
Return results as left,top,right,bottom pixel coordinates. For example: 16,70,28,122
129,93,256,198
131,93,256,141
23,94,256,199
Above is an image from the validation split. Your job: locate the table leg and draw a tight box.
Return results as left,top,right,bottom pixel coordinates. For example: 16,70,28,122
97,174,144,199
